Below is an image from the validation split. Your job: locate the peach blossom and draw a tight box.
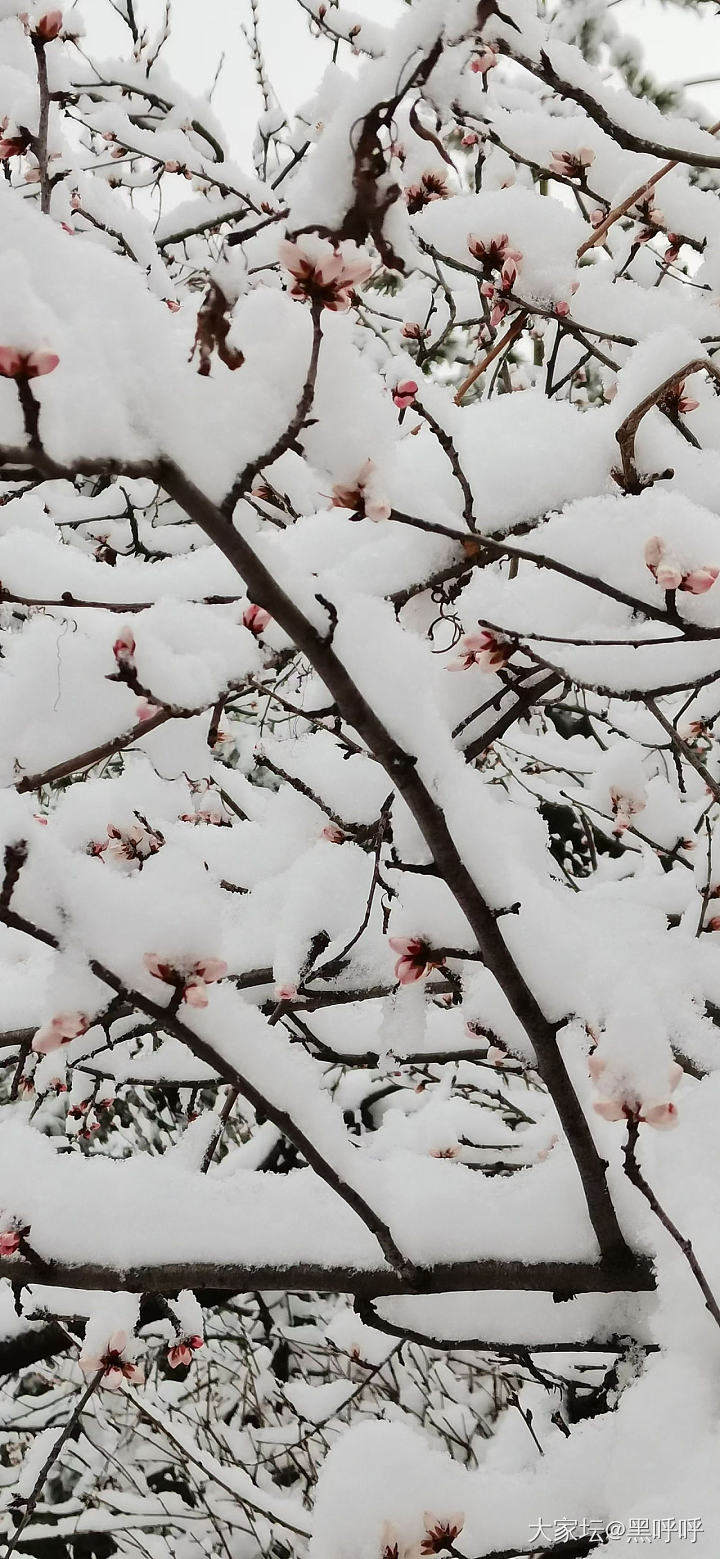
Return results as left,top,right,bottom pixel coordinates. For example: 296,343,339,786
32,1011,89,1056
243,602,271,635
0,346,59,378
278,237,372,311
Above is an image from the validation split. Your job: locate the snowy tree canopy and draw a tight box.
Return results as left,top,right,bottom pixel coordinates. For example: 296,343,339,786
1,0,720,1552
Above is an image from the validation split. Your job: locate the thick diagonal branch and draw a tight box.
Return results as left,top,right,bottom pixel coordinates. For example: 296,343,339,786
159,462,631,1265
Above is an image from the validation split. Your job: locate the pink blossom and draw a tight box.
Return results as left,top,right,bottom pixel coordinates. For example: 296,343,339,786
393,379,418,410
331,461,391,523
388,936,443,985
549,147,595,178
243,602,271,635
644,536,717,595
468,234,522,273
104,822,161,865
80,1330,144,1388
461,132,478,148
683,566,719,595
555,299,570,318
0,1229,22,1257
401,321,429,341
447,629,510,672
144,953,227,1005
167,1334,203,1369
195,957,228,983
0,347,59,378
113,627,135,665
275,983,297,1002
165,298,181,313
136,699,159,722
608,786,646,834
421,1514,465,1554
591,1060,682,1129
404,171,449,213
32,1011,89,1056
35,10,63,39
471,49,497,74
278,237,373,312
677,390,699,415
321,824,345,843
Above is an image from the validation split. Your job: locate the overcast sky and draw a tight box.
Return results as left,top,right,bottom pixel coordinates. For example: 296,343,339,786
89,0,720,153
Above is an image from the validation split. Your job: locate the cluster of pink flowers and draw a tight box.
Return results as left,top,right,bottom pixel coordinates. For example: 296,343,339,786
404,171,449,214
480,259,519,327
94,820,163,867
644,536,718,595
331,460,391,523
447,628,511,672
549,146,595,179
80,1330,143,1389
389,936,444,985
278,237,373,312
32,1011,89,1056
590,1054,682,1130
168,1334,204,1369
242,602,271,635
0,346,59,378
467,232,522,275
143,953,227,1007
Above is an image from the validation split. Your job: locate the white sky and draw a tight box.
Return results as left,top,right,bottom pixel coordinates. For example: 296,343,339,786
87,0,720,154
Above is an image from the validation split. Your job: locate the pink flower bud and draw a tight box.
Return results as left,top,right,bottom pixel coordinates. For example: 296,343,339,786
321,824,345,843
193,957,227,984
681,566,718,595
471,49,497,75
655,561,685,590
243,602,271,635
393,379,418,409
33,1011,89,1056
0,346,59,379
113,628,135,664
35,10,63,39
